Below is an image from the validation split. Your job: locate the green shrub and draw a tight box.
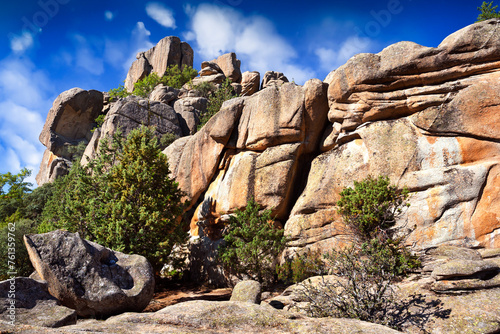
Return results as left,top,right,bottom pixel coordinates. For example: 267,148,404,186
295,175,420,329
162,65,198,89
298,244,398,325
337,175,409,241
197,79,238,130
477,1,500,22
218,198,287,285
109,84,129,101
277,249,326,284
0,219,37,280
41,126,187,272
193,81,216,99
108,65,198,100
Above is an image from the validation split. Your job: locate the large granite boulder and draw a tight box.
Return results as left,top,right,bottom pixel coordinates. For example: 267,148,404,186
285,19,500,253
0,277,76,327
240,71,260,96
36,88,103,185
82,96,182,164
124,36,193,92
24,230,155,318
212,52,242,83
173,97,208,136
164,80,328,240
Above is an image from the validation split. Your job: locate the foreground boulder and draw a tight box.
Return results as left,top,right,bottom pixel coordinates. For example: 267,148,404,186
24,230,154,318
230,280,261,304
0,277,76,327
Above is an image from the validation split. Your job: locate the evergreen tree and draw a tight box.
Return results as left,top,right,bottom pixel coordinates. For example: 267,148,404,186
42,126,186,272
218,198,287,284
477,1,500,22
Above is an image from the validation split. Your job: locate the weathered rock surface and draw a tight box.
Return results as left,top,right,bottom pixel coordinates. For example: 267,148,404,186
240,70,260,96
173,97,208,136
0,277,77,328
124,36,193,92
164,81,328,240
24,230,155,318
1,300,402,333
82,96,182,163
230,280,261,304
36,88,103,185
285,19,500,253
212,52,242,83
149,84,180,104
261,71,288,89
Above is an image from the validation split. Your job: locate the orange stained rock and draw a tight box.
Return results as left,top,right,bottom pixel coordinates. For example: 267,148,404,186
456,137,500,165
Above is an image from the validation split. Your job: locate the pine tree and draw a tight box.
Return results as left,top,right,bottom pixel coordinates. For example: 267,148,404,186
477,1,500,22
42,126,186,272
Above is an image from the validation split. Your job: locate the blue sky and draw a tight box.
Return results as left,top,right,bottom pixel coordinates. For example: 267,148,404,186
0,0,480,186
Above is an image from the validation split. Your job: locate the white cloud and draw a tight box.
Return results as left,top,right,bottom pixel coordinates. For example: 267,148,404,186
186,4,315,84
121,22,155,72
71,34,105,75
0,57,50,185
146,2,176,29
315,36,374,71
9,31,34,53
105,10,114,21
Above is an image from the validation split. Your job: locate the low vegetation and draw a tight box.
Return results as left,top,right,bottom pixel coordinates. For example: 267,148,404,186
108,65,198,101
195,79,239,130
294,175,420,329
218,198,287,285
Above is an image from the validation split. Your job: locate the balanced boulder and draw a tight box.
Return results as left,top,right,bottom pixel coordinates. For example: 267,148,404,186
24,230,155,318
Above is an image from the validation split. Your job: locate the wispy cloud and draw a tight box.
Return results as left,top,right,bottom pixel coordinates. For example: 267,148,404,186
185,4,315,84
9,31,34,54
146,2,176,29
120,22,155,72
0,57,50,185
105,10,114,21
315,36,374,72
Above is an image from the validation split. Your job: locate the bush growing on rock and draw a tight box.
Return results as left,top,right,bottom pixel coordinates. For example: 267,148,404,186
197,78,239,130
109,65,198,100
41,126,187,272
296,176,420,328
477,1,500,21
276,249,327,284
218,198,287,285
337,175,409,241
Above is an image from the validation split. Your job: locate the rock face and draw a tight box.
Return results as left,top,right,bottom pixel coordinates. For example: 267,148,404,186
24,230,155,318
9,300,403,334
164,79,328,239
285,19,500,253
36,88,103,185
124,36,193,92
35,20,500,285
0,277,77,328
81,96,183,163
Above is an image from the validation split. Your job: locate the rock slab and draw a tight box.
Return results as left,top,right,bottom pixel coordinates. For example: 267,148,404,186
0,277,77,328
